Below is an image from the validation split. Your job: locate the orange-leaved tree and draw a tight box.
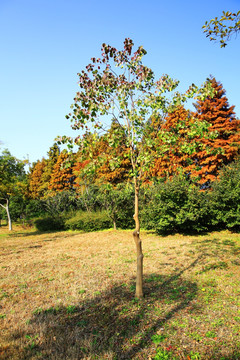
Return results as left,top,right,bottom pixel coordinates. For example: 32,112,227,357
94,121,132,185
193,77,240,186
28,144,60,199
150,106,196,179
48,152,76,193
29,159,48,199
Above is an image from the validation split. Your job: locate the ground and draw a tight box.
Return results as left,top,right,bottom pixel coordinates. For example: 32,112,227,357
0,226,240,359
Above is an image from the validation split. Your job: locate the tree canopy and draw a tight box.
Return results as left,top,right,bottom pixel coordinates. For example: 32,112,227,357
59,38,215,298
0,149,26,230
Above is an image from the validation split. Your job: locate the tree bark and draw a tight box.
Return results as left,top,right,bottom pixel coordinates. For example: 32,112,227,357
133,182,143,298
6,200,12,231
0,199,12,231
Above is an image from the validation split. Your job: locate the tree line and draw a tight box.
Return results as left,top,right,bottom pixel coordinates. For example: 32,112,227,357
1,77,239,228
30,76,240,192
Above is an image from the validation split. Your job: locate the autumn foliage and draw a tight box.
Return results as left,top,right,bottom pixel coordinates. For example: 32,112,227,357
192,77,240,185
151,77,240,187
28,77,240,195
48,152,75,193
151,106,195,179
29,159,48,199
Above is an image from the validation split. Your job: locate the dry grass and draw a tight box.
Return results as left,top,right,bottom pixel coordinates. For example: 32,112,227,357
1,225,240,359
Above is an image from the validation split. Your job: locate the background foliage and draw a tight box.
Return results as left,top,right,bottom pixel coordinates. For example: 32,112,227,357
1,75,240,234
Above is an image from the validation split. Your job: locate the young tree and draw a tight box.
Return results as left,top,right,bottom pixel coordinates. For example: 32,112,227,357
97,183,134,230
0,150,26,230
59,38,213,298
203,10,240,47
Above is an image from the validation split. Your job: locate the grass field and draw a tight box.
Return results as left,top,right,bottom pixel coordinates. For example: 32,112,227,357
1,226,240,359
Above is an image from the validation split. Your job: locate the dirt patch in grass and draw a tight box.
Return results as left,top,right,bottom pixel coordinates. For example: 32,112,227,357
1,227,240,359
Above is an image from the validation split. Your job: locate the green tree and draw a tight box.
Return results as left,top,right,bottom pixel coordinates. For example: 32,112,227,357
203,10,240,47
60,38,213,298
210,159,240,230
0,149,26,230
98,183,134,230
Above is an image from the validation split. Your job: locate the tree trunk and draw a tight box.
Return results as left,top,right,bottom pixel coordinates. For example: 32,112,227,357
133,182,143,298
6,200,12,231
113,220,117,230
0,199,12,231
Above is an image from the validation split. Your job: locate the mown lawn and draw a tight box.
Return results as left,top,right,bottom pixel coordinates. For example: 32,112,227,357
1,225,240,359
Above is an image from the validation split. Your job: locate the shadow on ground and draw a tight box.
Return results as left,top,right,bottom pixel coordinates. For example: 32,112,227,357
3,242,240,360
3,258,203,360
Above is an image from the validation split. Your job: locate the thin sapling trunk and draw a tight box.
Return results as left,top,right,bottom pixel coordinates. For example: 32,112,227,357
0,199,12,231
133,182,143,298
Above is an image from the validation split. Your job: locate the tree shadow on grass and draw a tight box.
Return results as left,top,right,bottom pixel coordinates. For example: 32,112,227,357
5,230,82,239
4,258,204,360
7,230,58,238
189,236,240,259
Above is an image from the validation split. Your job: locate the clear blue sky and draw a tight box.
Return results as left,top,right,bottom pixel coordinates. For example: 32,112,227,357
1,0,240,164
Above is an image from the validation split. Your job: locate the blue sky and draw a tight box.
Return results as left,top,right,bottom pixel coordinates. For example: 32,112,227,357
1,0,240,164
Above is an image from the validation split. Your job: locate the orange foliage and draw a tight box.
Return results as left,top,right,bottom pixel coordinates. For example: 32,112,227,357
151,106,195,179
29,159,47,199
192,77,240,185
72,159,91,192
48,153,75,193
150,77,240,187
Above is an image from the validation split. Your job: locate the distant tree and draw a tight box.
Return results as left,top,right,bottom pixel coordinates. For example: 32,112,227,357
43,190,77,217
48,152,75,193
150,106,195,179
193,77,240,186
0,150,26,230
29,144,60,199
98,183,134,230
203,10,240,47
29,159,47,199
72,157,91,193
59,38,214,298
71,122,131,189
151,79,240,187
43,143,60,187
94,121,132,185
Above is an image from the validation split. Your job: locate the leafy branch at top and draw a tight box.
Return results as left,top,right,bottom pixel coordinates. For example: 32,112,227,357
203,10,240,47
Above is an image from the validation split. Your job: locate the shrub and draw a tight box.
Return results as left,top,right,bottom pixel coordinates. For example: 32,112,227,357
97,183,134,229
43,191,77,216
176,185,212,233
34,216,65,232
25,199,46,219
141,176,211,234
76,185,101,212
7,196,45,222
210,159,240,231
65,211,112,232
